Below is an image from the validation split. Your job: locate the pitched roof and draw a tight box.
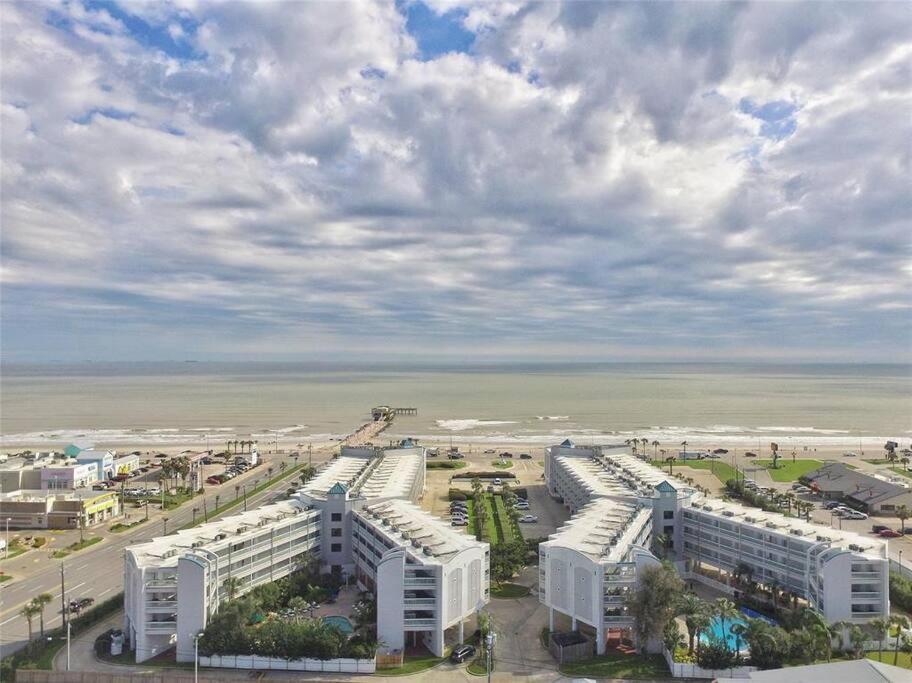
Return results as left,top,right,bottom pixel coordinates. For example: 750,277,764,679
716,658,911,683
327,482,348,495
656,480,677,493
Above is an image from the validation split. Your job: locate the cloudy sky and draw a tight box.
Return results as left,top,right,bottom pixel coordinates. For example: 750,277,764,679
1,1,910,363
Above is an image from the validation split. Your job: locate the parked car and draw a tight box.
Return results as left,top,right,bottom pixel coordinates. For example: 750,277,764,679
872,524,891,533
846,511,869,520
450,644,476,663
879,529,902,538
843,452,858,457
824,501,842,509
484,449,496,454
513,501,530,509
520,453,532,459
519,515,539,523
744,452,757,457
448,453,465,460
451,519,468,527
492,478,502,486
500,452,513,458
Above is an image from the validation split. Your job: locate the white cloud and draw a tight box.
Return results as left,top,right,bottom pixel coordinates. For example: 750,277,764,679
1,0,909,361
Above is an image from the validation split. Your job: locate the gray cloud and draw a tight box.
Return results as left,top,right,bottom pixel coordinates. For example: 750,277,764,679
1,0,909,362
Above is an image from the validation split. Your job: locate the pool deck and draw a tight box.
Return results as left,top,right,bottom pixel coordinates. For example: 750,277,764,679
313,584,359,623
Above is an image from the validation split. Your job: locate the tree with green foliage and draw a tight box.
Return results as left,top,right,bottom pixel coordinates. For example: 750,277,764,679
663,619,685,654
696,638,738,670
849,624,866,658
20,602,40,641
224,576,241,601
743,619,790,669
890,615,909,666
676,593,709,654
625,563,684,655
869,617,890,662
34,592,53,638
713,599,740,652
896,505,910,534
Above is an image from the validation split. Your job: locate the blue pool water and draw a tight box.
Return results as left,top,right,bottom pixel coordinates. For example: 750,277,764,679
322,615,354,635
699,608,778,650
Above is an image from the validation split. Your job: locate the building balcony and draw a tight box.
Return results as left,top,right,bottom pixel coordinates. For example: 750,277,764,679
404,598,436,607
404,618,437,628
852,571,881,579
851,592,882,600
404,577,437,586
144,580,177,589
145,621,176,633
145,600,177,610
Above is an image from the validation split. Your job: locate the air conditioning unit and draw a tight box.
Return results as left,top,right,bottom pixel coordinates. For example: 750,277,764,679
422,547,433,556
722,511,735,517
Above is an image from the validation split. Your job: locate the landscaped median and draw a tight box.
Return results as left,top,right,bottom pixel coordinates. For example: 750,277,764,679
51,536,102,559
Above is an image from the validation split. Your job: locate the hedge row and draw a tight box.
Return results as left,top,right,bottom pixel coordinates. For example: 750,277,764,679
451,471,517,480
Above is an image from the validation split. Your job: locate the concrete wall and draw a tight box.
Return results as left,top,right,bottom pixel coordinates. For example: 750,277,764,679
376,549,406,654
200,654,375,673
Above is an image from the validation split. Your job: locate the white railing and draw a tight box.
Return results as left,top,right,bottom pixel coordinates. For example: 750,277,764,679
200,654,375,673
662,647,758,679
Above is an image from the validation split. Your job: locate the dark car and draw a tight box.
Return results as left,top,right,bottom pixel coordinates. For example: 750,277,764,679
872,524,890,533
450,644,476,663
880,529,902,538
823,501,842,510
520,453,532,459
500,452,513,458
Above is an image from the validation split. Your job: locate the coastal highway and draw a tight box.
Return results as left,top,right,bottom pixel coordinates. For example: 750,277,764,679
0,449,332,660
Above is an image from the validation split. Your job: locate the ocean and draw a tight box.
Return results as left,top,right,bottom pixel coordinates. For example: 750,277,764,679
1,362,909,449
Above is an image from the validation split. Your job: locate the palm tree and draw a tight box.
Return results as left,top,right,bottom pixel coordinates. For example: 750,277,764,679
896,505,910,533
20,602,40,641
870,617,890,661
665,456,676,475
730,622,747,655
235,484,241,501
280,461,287,475
680,440,688,455
34,592,53,638
714,599,740,652
652,440,660,459
849,624,866,658
676,593,707,653
891,615,910,665
224,576,241,601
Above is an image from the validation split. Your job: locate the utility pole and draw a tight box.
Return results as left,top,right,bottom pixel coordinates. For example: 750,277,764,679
60,563,67,629
308,443,312,467
485,631,496,683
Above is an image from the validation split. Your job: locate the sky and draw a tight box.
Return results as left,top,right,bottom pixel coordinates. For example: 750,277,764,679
1,0,910,363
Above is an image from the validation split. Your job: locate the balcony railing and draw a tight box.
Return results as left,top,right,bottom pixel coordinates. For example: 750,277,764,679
146,600,177,609
851,592,882,599
404,577,437,586
404,598,436,606
852,571,880,579
145,621,176,632
404,618,437,627
144,580,177,588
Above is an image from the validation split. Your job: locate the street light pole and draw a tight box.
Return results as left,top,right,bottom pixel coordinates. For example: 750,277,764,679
485,631,496,683
4,518,10,559
900,549,904,574
194,631,204,683
66,620,71,671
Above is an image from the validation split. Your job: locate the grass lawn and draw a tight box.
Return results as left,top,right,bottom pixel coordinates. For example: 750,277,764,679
491,582,530,598
466,656,488,675
560,653,670,679
890,468,912,480
0,574,11,583
867,650,912,668
652,459,738,484
492,495,515,543
376,654,444,675
51,536,102,559
427,460,467,470
491,460,514,469
754,459,824,481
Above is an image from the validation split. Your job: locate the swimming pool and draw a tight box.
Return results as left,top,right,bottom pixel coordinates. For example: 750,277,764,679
322,615,354,635
698,607,778,650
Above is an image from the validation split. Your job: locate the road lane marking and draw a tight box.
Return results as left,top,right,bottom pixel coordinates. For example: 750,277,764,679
99,588,112,597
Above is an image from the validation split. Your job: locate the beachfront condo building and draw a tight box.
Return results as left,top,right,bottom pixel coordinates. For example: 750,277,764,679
541,441,890,653
124,444,486,663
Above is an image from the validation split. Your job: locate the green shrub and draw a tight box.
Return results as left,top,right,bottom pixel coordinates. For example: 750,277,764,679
891,572,912,613
448,489,467,501
31,537,47,548
696,639,739,670
452,471,517,480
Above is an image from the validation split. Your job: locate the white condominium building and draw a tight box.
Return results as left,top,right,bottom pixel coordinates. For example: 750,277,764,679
539,497,657,654
124,498,321,662
124,443,487,664
353,500,489,656
541,441,890,652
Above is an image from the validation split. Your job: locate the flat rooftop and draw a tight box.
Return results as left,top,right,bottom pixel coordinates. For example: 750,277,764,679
543,497,650,562
553,455,637,499
358,499,486,564
297,455,374,501
126,498,318,569
352,447,424,500
688,496,888,557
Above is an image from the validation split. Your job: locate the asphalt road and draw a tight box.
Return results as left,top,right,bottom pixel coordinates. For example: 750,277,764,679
0,449,331,659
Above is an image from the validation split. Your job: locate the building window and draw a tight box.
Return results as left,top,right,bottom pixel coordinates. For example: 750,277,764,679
331,528,342,537
331,513,342,522
663,510,674,520
331,543,342,552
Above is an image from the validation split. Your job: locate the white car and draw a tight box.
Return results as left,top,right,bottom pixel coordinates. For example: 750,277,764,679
451,519,468,526
484,449,496,454
846,511,869,520
493,478,502,486
843,452,858,457
519,515,538,523
513,501,530,509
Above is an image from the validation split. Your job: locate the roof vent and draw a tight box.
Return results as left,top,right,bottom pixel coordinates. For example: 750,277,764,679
422,547,433,556
722,511,735,517
744,516,757,523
